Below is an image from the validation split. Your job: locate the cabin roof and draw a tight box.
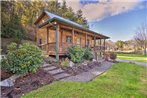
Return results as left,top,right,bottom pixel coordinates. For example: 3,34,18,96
35,10,109,39
45,11,83,28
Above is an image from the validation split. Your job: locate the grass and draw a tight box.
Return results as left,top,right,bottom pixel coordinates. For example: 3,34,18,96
22,63,147,98
117,53,147,63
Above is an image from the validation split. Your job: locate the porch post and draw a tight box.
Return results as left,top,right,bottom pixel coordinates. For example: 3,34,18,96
47,28,49,52
94,37,97,60
94,36,96,47
56,24,59,62
104,39,106,55
100,39,102,57
85,32,87,47
72,28,75,46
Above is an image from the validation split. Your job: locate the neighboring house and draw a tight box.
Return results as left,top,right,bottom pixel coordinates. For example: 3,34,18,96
34,10,109,61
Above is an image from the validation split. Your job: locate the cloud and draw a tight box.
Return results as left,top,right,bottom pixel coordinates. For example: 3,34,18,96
60,0,145,22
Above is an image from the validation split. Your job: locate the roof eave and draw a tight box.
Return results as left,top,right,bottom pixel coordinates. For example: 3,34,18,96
38,18,109,39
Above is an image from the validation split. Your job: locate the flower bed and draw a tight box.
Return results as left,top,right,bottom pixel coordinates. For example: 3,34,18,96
61,61,102,75
1,68,55,98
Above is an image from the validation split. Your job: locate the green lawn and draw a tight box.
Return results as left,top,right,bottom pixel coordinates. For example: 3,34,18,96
117,53,147,63
22,63,147,98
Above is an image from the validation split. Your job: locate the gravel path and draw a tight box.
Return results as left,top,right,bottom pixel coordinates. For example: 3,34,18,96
117,59,147,66
60,61,114,82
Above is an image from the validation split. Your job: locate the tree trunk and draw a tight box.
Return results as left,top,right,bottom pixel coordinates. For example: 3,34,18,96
144,44,146,55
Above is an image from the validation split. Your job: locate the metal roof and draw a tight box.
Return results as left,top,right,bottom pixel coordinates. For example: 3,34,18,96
45,11,83,28
38,10,109,39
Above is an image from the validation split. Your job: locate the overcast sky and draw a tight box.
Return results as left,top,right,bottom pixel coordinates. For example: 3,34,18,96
59,0,147,42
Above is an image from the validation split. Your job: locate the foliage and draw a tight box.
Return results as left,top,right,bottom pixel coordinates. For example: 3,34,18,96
1,42,43,75
60,58,70,67
134,23,147,55
1,1,88,39
1,1,25,42
22,63,147,98
109,52,117,61
115,40,125,50
68,46,85,63
104,52,117,61
83,48,93,60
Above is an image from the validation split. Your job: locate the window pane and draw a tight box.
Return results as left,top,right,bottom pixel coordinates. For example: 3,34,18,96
66,36,72,43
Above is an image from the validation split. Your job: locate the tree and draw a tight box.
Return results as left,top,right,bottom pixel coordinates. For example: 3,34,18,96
1,1,25,42
116,40,125,50
1,1,88,40
134,23,147,55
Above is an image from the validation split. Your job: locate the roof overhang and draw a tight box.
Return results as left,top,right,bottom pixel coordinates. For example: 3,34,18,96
38,18,109,39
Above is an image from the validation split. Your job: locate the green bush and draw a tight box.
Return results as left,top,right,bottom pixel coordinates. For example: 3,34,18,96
83,48,93,60
1,42,43,75
68,46,85,63
60,58,70,67
109,52,117,61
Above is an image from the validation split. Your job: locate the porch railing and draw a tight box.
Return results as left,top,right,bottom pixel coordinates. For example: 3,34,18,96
39,43,106,54
93,45,106,51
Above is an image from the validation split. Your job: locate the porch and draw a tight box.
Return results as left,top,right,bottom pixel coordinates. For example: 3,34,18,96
39,42,106,56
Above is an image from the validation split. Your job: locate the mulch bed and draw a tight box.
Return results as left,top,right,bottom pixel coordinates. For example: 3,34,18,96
1,70,13,81
1,68,55,98
61,61,102,75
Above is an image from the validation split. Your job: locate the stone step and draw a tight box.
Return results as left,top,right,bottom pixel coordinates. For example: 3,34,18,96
42,64,52,68
47,68,64,75
54,73,71,80
43,66,58,71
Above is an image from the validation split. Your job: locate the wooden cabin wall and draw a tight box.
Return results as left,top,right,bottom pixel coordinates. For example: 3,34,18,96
48,29,56,43
37,28,47,44
87,35,93,47
37,14,49,26
61,29,72,43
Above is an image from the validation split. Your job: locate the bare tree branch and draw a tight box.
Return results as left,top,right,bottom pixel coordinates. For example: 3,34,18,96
134,23,147,55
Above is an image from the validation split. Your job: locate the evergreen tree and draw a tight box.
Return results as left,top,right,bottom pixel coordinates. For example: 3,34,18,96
1,0,89,39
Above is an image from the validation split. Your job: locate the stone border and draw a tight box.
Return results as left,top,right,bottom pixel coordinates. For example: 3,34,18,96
0,75,20,87
60,61,114,82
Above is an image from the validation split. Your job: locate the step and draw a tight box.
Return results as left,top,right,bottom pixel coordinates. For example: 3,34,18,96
43,66,58,71
54,73,71,80
42,64,52,68
47,68,64,75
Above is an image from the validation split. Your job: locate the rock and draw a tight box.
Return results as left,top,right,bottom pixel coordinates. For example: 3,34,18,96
82,61,87,66
0,75,20,87
45,57,57,64
69,61,74,67
0,79,14,87
92,59,97,62
9,75,20,82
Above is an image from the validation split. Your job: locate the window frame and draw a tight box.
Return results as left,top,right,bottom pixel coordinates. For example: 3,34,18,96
66,36,72,43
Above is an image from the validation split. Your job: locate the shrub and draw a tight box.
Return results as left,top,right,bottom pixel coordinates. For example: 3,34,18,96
68,46,85,63
60,58,70,67
109,52,117,61
83,48,93,60
104,52,110,61
1,42,43,75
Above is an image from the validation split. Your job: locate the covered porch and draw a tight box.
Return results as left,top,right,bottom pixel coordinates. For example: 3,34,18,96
37,21,108,61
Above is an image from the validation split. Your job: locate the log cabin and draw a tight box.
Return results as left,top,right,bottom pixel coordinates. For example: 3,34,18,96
34,10,109,61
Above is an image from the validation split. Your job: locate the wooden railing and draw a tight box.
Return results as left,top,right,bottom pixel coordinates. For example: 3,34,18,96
39,42,72,54
93,45,106,51
39,43,106,55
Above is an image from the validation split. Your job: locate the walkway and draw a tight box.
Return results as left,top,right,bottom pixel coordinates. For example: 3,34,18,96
60,61,114,82
117,59,147,66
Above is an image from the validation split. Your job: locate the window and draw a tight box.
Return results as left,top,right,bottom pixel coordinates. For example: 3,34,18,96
66,36,72,43
76,38,81,45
